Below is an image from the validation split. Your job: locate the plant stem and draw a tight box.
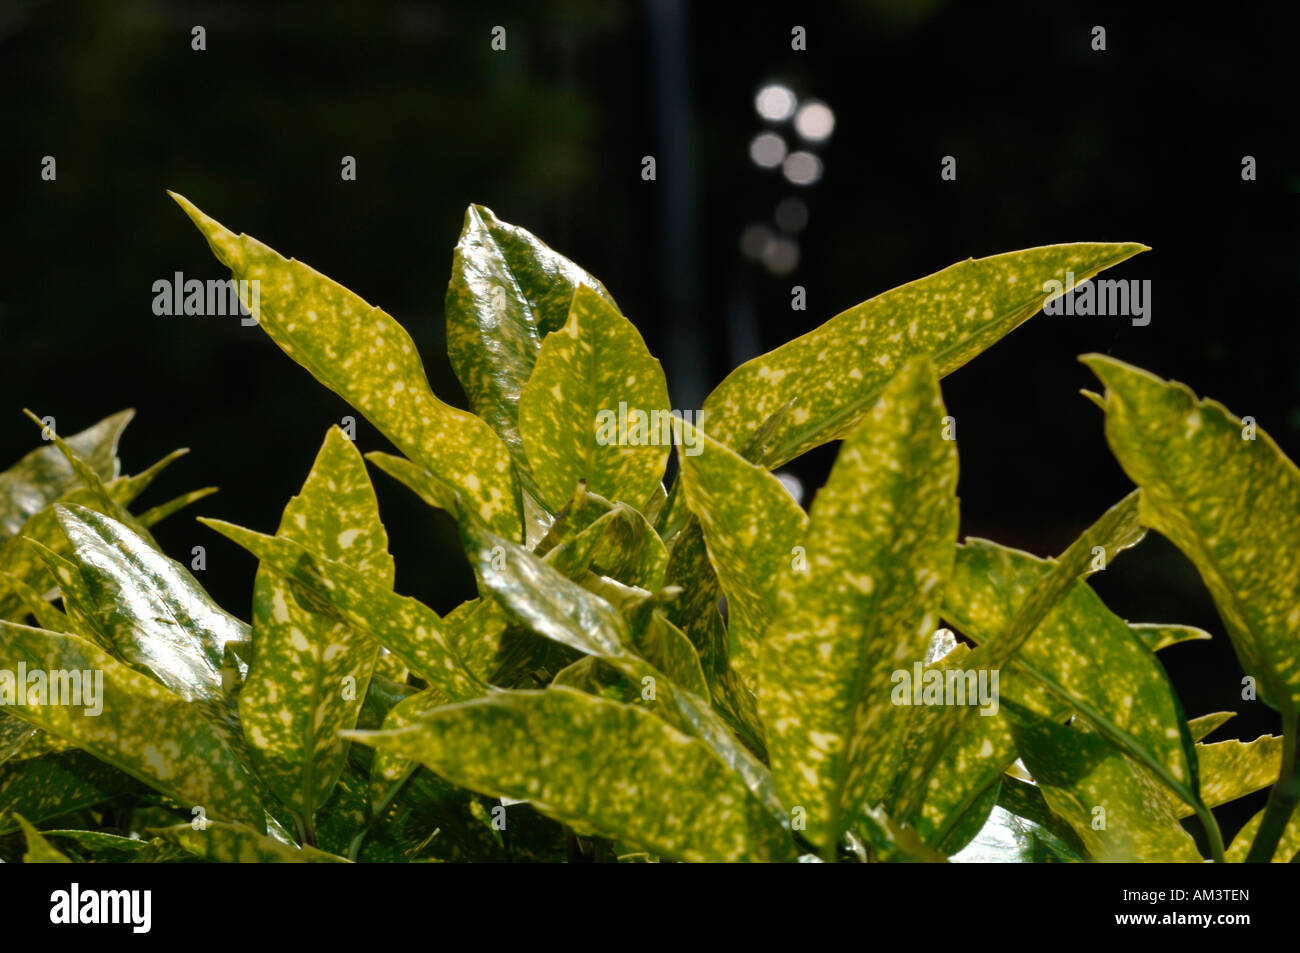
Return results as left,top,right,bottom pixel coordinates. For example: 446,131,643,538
1192,801,1226,864
1245,710,1299,863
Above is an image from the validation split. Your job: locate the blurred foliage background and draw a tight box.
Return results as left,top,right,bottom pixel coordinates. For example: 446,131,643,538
2,0,1297,836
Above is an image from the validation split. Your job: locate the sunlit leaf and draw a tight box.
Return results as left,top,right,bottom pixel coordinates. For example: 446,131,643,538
704,243,1146,467
1004,701,1202,862
158,821,348,862
759,357,958,856
445,204,618,504
53,504,249,725
678,420,808,689
518,286,669,512
1084,355,1300,717
172,193,521,539
0,621,264,826
241,427,395,818
346,686,793,862
0,410,132,541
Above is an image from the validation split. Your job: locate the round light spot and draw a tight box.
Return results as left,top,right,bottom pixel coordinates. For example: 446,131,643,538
794,100,835,141
762,237,800,275
782,151,823,185
755,83,797,121
750,132,787,168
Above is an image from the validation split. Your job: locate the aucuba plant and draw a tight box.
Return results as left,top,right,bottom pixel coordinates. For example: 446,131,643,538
0,193,1296,863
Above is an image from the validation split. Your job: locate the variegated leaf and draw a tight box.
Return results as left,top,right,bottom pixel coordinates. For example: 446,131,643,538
0,410,132,541
678,419,808,689
199,519,488,702
518,285,669,512
52,504,249,724
345,686,794,862
171,193,521,539
759,357,959,856
703,243,1146,467
1004,702,1202,862
0,621,264,826
159,821,348,862
242,427,395,818
1084,355,1300,716
445,204,618,503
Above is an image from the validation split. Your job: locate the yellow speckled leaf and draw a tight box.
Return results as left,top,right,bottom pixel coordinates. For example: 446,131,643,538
759,357,959,856
171,193,520,540
0,621,264,827
445,204,619,504
160,821,348,862
678,420,808,691
704,243,1146,467
1004,702,1202,862
518,285,669,512
199,519,488,703
242,428,395,818
1085,355,1300,716
345,686,793,862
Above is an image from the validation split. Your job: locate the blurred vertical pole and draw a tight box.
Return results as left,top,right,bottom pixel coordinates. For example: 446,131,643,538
646,0,705,410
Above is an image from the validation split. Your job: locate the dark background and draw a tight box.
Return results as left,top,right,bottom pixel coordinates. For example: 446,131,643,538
2,0,1297,843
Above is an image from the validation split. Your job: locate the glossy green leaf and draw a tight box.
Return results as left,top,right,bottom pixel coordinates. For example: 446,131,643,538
588,504,668,590
703,243,1146,467
759,357,959,855
159,821,348,862
896,493,1148,822
1004,702,1202,862
518,285,669,512
0,410,132,541
1179,735,1283,815
14,814,72,862
1129,622,1213,652
0,448,188,620
678,420,808,689
172,193,521,539
200,519,488,702
461,516,786,821
1187,711,1235,742
241,427,395,818
949,804,1084,863
1227,808,1300,862
931,535,1202,828
0,751,143,831
53,504,249,723
346,686,793,862
1084,355,1300,715
889,639,1017,850
366,451,458,515
0,621,264,826
445,204,618,503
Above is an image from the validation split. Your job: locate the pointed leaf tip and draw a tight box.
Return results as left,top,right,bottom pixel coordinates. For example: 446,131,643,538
168,192,244,269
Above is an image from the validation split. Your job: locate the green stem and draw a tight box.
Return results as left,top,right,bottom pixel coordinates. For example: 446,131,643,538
1245,710,1299,863
1192,801,1226,864
346,769,414,862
